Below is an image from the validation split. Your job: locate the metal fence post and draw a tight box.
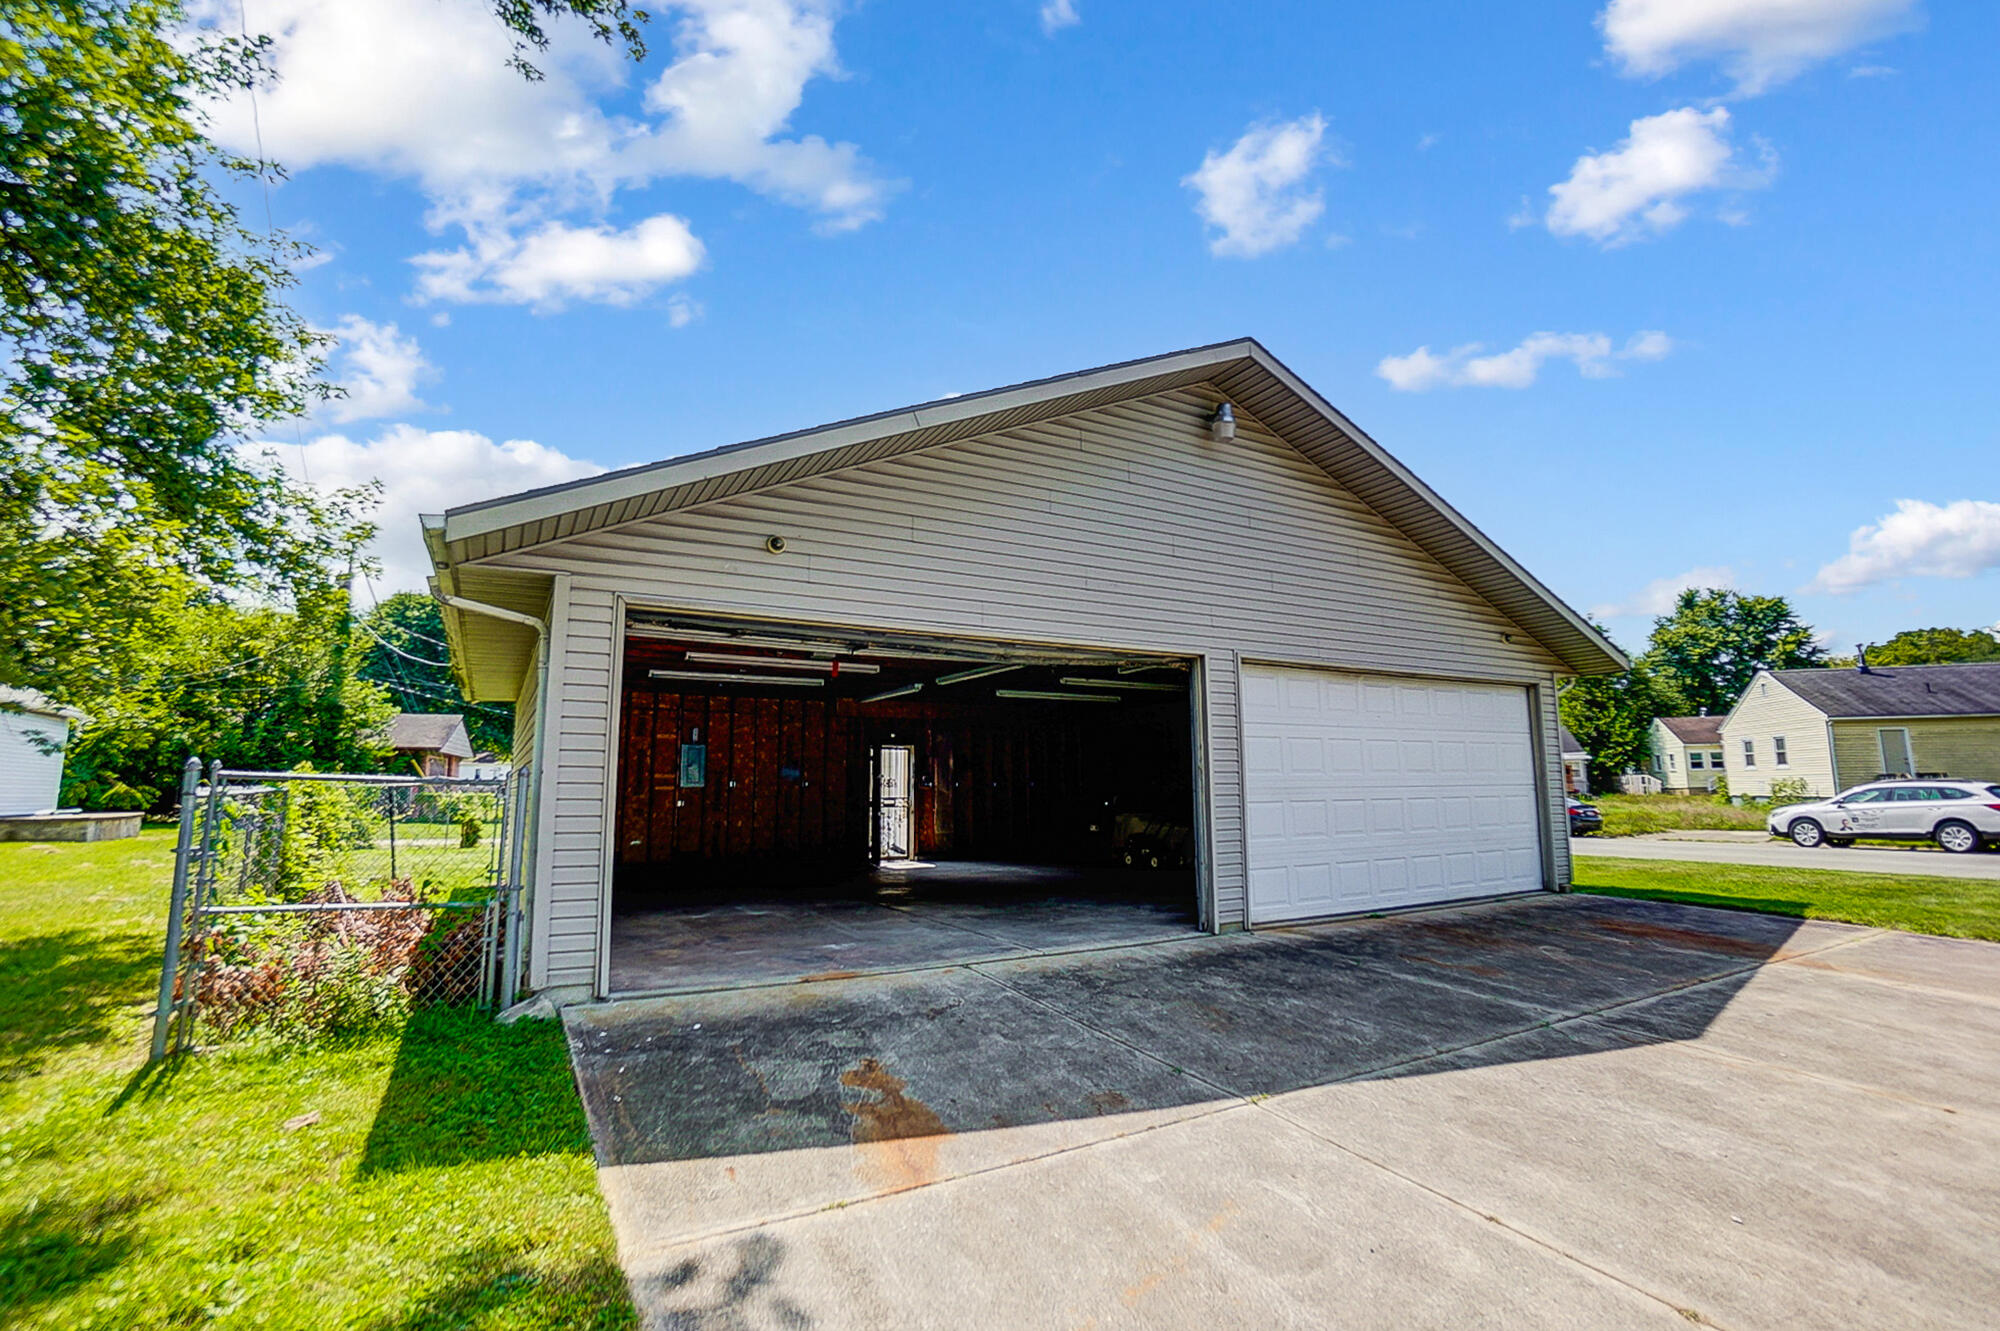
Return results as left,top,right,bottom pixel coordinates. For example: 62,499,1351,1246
502,768,527,1007
149,757,205,1062
171,761,228,1053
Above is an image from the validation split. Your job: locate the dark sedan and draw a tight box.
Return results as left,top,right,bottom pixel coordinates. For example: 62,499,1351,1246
1567,796,1603,836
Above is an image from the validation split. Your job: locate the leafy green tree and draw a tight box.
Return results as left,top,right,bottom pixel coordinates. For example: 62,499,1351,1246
1640,588,1824,718
58,575,396,810
1558,637,1670,792
356,593,514,756
1,3,338,613
1863,626,2000,666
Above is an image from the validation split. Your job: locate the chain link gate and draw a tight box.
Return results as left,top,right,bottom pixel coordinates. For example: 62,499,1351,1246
150,760,529,1060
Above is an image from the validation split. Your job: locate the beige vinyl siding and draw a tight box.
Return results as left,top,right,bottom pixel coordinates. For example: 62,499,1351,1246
1719,673,1837,797
1830,717,2000,788
480,387,1572,989
1536,682,1572,886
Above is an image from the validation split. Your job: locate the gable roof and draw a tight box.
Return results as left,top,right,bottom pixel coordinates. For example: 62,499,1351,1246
1659,715,1724,745
385,713,474,759
1770,663,2000,719
1558,725,1589,758
424,339,1627,681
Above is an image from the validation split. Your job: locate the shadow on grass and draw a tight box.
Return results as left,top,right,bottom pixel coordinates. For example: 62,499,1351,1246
0,928,158,1083
359,1007,593,1175
1575,885,1815,920
0,1193,153,1315
359,1243,635,1331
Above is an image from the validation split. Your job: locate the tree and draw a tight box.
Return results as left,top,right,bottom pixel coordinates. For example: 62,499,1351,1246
1641,588,1823,718
58,574,396,810
356,593,514,757
1863,626,2000,666
1558,635,1670,792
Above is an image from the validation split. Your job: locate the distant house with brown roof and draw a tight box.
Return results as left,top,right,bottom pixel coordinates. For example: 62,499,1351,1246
385,713,474,777
1718,662,2000,798
1649,715,1726,793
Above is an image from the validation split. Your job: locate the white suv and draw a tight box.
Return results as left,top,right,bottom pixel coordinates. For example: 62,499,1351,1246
1767,780,2000,854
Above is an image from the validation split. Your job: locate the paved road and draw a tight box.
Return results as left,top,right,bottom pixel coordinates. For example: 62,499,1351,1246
567,895,2000,1329
1573,835,2000,879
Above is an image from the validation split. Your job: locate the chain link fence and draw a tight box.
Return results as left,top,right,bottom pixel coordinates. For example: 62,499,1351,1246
151,761,528,1059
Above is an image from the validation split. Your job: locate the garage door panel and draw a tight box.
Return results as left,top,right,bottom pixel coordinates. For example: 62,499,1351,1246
1245,665,1543,924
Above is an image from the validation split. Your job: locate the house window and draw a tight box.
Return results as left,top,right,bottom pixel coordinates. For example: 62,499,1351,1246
1774,737,1789,767
1689,752,1705,770
1879,727,1914,777
1741,738,1756,768
1668,752,1677,769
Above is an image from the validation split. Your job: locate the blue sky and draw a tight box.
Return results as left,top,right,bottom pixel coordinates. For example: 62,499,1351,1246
207,0,2000,657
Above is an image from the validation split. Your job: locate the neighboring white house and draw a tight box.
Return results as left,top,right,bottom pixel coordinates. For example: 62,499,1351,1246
1719,661,2000,798
0,687,87,816
1558,726,1591,795
1649,716,1727,793
423,339,1626,1000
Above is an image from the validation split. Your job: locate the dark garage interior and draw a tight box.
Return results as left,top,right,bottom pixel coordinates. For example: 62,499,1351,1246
607,613,1202,992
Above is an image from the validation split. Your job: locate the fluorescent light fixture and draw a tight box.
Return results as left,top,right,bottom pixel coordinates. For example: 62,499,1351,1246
934,664,1017,687
649,669,823,688
683,651,879,674
1117,661,1184,676
862,682,925,703
994,689,1119,704
1058,676,1181,692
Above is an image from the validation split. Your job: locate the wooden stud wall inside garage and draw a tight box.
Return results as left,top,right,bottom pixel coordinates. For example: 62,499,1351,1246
613,687,1191,891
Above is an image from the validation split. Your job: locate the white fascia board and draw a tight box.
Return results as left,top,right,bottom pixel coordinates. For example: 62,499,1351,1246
1242,344,1629,676
438,342,1253,548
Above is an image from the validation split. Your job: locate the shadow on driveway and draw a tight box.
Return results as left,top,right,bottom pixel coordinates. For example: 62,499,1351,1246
566,893,1814,1170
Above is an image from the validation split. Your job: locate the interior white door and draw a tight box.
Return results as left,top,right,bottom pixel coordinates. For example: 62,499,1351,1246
1242,666,1545,924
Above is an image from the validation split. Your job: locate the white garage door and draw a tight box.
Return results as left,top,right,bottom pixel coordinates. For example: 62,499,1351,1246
1243,665,1545,924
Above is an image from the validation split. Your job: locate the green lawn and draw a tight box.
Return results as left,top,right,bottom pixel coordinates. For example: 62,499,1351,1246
0,831,634,1329
1573,855,2000,942
1585,793,1770,837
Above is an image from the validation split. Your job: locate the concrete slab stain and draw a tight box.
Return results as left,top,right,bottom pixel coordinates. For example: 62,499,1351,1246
1087,1090,1132,1115
839,1056,949,1190
1400,951,1506,979
1591,917,1777,959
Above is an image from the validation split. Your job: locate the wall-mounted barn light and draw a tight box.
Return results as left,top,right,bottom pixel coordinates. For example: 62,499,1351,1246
764,535,788,555
1208,402,1236,443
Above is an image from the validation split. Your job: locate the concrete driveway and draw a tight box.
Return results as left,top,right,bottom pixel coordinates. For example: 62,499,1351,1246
565,894,2000,1330
1573,834,2000,879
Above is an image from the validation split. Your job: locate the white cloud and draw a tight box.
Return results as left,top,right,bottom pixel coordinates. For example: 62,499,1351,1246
666,293,705,328
1377,330,1672,391
194,0,891,305
1599,0,1921,96
1546,106,1764,245
1040,0,1079,35
255,426,606,592
322,315,435,422
1809,499,2000,594
413,214,705,309
1591,566,1739,620
1183,113,1332,258
1849,63,1899,78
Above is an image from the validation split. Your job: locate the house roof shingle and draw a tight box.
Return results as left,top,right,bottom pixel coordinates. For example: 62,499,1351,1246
1772,662,2000,719
1659,715,1724,745
385,713,474,759
1558,726,1589,758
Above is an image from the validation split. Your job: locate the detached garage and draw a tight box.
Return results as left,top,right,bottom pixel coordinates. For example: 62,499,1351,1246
425,339,1625,1001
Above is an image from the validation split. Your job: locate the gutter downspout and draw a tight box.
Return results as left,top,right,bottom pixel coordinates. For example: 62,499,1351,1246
434,591,548,1007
